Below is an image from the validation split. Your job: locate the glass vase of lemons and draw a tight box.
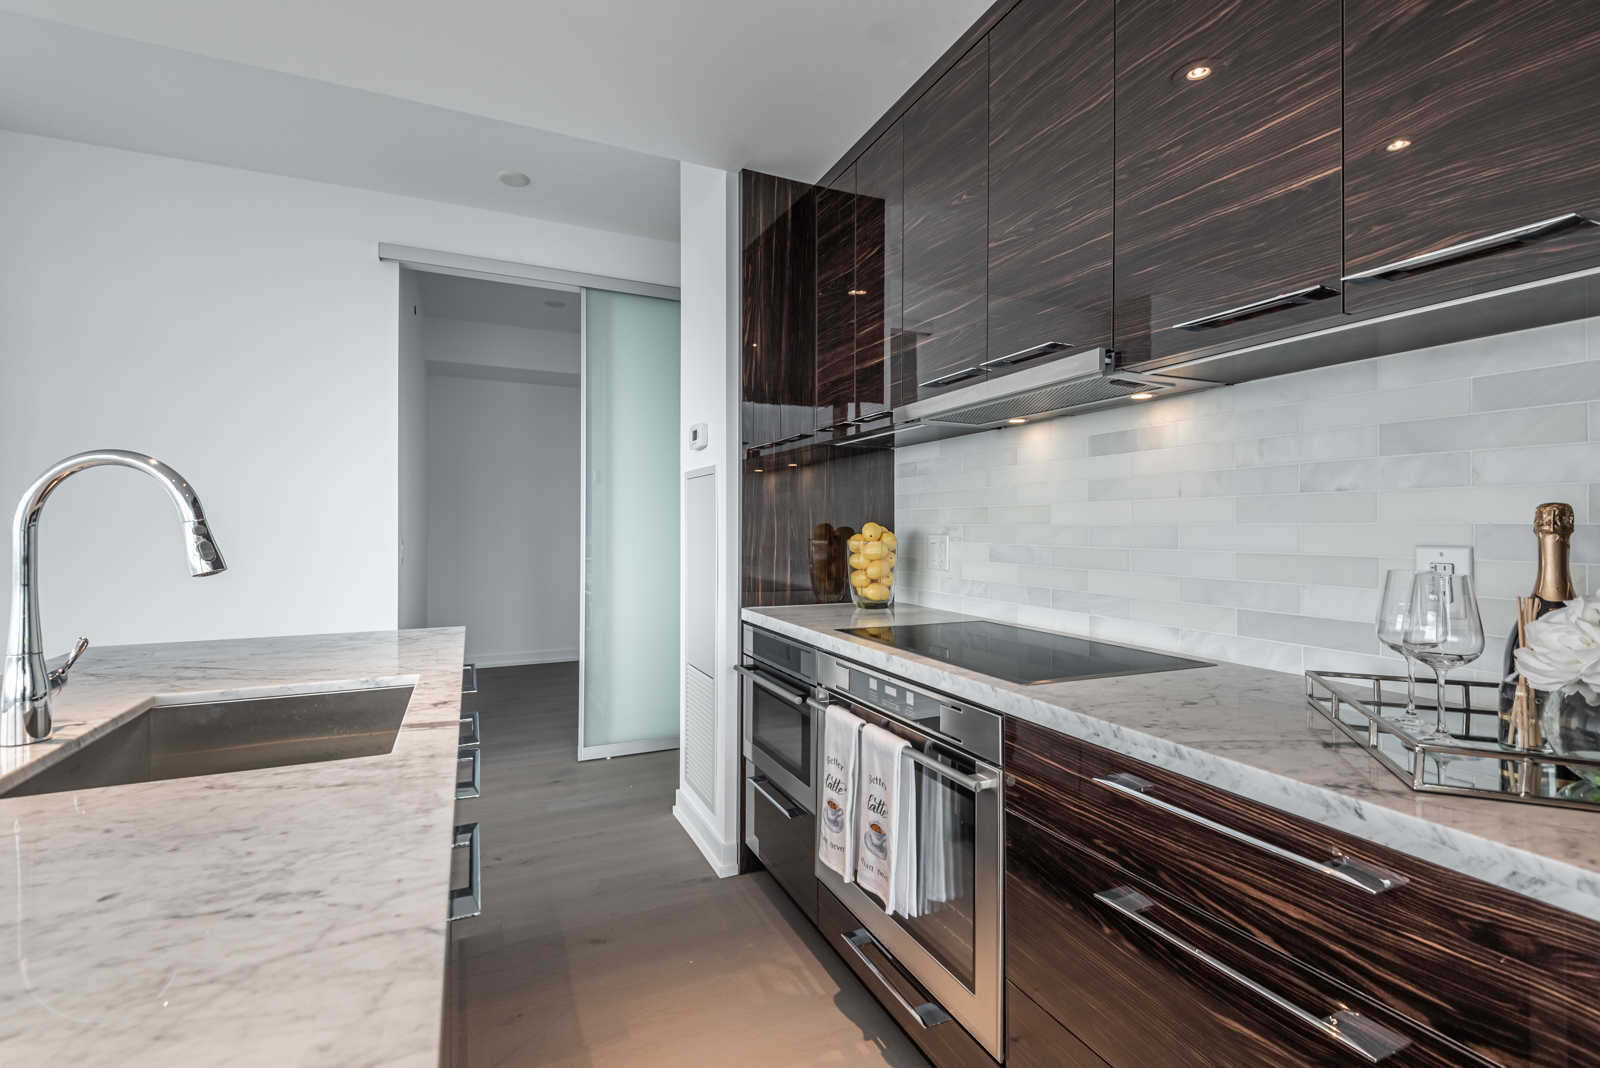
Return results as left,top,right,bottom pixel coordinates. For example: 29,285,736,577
848,522,897,609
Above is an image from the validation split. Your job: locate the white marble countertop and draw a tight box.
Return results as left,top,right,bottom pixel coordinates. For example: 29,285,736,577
0,627,466,1067
746,603,1600,924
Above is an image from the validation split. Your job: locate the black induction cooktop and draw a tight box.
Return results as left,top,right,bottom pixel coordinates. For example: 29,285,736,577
841,619,1210,686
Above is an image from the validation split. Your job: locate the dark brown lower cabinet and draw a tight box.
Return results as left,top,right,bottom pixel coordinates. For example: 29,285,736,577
1006,982,1111,1068
819,886,1000,1068
1008,814,1468,1067
751,776,818,925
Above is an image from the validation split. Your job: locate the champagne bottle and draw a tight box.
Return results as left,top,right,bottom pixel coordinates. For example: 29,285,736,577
1498,502,1574,742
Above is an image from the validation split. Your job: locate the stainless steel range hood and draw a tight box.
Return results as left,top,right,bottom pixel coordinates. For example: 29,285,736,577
841,347,1219,448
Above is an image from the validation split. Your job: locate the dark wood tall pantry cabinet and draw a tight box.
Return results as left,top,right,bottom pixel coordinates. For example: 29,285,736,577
1343,0,1600,313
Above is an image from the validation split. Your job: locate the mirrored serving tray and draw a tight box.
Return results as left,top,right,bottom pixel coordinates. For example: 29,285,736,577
1305,671,1600,810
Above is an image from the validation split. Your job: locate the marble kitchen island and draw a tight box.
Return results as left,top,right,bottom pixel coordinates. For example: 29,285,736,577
0,627,465,1067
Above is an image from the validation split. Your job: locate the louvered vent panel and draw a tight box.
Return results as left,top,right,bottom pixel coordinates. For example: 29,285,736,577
933,377,1143,425
684,665,716,806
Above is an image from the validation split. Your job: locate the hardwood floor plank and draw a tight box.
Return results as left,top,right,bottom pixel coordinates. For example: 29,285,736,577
446,664,928,1068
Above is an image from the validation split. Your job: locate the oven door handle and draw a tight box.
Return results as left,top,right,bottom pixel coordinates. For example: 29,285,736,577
735,664,806,705
905,746,998,792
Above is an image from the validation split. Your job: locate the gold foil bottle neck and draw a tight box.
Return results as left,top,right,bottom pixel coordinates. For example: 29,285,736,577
1532,502,1575,602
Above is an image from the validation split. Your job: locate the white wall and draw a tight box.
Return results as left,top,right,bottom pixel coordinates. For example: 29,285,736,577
673,162,742,877
421,317,580,378
894,316,1600,680
424,372,580,666
398,269,427,628
0,129,676,656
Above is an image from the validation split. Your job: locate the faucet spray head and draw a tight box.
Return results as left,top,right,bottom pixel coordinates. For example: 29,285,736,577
185,520,227,576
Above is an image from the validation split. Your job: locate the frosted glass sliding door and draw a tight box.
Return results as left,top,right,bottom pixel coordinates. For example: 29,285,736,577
579,290,682,759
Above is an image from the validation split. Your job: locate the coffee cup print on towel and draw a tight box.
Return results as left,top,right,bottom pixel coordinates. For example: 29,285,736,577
824,798,845,833
864,821,889,860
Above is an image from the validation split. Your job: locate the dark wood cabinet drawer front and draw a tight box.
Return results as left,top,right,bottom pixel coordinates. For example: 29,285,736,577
819,886,999,1068
987,0,1114,370
902,40,989,401
1007,981,1111,1068
1005,717,1600,1068
1343,0,1600,314
1112,0,1343,368
1008,814,1462,1068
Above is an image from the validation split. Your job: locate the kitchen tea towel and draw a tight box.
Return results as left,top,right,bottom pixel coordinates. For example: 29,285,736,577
818,704,864,880
856,723,908,911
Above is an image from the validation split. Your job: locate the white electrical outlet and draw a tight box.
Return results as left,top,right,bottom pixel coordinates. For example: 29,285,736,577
1415,545,1474,577
928,534,950,572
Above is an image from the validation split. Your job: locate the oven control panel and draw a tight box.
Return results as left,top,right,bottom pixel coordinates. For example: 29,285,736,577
818,652,1002,765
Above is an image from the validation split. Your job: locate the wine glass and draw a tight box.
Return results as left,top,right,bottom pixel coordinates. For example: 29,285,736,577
1374,569,1426,732
1402,571,1485,745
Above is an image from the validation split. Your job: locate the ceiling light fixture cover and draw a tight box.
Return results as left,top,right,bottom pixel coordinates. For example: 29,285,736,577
497,170,531,187
1385,138,1412,152
1184,64,1212,80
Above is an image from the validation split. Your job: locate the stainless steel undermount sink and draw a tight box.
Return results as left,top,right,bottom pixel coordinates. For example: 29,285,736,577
1,685,415,798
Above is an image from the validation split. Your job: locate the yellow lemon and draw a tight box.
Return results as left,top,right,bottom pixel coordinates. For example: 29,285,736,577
864,582,889,601
880,531,898,551
848,552,867,570
880,570,895,587
865,559,886,580
850,570,871,588
862,540,886,559
885,551,896,567
847,534,865,555
862,522,884,541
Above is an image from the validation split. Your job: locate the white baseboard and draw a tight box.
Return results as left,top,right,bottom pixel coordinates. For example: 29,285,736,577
465,648,578,668
673,790,738,878
577,735,678,761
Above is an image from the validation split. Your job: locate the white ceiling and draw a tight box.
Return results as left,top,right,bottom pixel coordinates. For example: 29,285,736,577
0,1,994,238
414,271,580,334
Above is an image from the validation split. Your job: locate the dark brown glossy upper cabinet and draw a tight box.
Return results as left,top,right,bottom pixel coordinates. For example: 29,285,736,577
1343,0,1600,314
741,172,815,450
854,123,901,421
988,0,1113,376
902,40,989,400
1113,0,1342,369
815,165,856,431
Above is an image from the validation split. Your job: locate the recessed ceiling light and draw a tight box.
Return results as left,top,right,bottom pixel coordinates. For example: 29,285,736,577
848,289,867,296
1385,138,1412,153
545,300,566,308
788,463,798,467
1130,392,1156,400
1008,418,1027,425
1184,64,1212,81
753,468,763,472
497,170,530,187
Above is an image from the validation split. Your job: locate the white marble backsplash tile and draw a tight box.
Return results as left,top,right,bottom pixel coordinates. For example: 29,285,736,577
894,315,1600,678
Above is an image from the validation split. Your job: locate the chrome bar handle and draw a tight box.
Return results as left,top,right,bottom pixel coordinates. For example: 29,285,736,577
46,636,89,692
734,664,805,705
449,823,481,921
749,774,803,819
459,710,480,748
1342,212,1596,283
1171,285,1339,331
1095,888,1408,1063
462,663,478,694
905,746,998,793
842,928,953,1029
980,340,1071,369
1094,774,1405,894
919,366,985,389
456,746,481,800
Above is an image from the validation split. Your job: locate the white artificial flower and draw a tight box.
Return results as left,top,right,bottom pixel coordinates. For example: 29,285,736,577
1515,596,1600,697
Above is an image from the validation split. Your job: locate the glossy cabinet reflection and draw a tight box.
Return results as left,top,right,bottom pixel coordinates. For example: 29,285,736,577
1112,0,1343,370
815,166,857,430
987,0,1113,376
854,124,900,421
903,41,990,399
1343,0,1600,314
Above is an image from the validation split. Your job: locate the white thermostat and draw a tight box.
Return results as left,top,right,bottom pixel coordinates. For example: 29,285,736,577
689,423,708,451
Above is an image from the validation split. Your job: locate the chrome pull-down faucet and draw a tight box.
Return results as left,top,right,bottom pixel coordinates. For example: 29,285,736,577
0,451,227,747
